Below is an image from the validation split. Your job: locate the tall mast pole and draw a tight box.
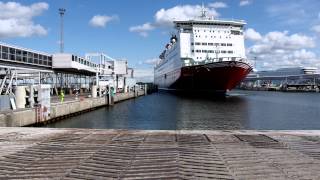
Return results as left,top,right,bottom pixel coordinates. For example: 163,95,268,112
59,8,66,53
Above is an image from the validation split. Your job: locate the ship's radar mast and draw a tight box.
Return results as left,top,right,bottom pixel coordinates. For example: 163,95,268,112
200,3,207,19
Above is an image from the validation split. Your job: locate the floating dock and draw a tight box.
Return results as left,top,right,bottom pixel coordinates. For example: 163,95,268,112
1,128,320,179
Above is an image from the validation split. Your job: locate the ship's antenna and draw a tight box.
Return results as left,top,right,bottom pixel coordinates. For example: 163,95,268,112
200,3,207,18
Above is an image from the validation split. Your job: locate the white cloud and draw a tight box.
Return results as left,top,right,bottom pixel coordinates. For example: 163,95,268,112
134,68,154,82
129,22,155,37
245,28,262,41
247,30,320,69
311,25,320,34
89,15,118,28
130,3,221,36
239,0,251,6
208,2,227,9
144,58,160,65
0,1,48,38
154,4,219,27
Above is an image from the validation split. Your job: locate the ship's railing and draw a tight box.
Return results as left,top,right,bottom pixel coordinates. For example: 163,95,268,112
210,18,246,23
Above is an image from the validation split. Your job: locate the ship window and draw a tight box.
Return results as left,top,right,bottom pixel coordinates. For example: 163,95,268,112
195,42,201,45
208,43,213,46
221,43,226,46
191,42,194,45
192,50,194,53
231,30,240,35
227,43,232,46
202,50,207,53
202,43,207,45
221,50,226,53
228,51,233,54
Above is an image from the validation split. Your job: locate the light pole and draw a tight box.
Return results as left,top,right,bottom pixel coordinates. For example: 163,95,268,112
59,8,66,53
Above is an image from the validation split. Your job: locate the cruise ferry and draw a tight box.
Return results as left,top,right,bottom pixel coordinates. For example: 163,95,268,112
154,6,252,94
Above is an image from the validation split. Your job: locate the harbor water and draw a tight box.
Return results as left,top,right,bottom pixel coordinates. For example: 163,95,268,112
44,90,320,130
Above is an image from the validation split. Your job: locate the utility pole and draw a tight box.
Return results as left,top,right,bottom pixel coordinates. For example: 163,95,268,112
59,8,66,53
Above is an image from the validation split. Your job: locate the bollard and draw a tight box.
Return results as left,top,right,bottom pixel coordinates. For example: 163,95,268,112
15,86,27,109
144,84,147,95
29,85,34,108
92,85,97,98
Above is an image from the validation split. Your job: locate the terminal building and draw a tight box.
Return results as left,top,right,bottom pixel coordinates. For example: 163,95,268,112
242,67,320,90
0,42,135,97
249,67,318,77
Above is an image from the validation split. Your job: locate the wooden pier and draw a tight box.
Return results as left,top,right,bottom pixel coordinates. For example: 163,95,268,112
1,128,320,179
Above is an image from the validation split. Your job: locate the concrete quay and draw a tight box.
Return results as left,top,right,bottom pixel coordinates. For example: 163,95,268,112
0,90,145,127
1,128,320,179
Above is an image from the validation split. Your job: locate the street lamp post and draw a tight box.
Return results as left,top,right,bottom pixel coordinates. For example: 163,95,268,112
59,8,66,53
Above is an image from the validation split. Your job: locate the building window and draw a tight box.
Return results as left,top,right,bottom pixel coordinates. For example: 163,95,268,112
2,46,8,53
16,55,22,61
9,48,15,54
2,53,8,59
9,54,15,61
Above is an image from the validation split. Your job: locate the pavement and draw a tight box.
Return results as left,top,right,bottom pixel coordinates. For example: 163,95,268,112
1,128,320,179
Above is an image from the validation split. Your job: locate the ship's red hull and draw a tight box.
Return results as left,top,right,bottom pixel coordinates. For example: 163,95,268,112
155,61,252,94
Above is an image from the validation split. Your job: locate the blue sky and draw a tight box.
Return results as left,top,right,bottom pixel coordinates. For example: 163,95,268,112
1,0,320,81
